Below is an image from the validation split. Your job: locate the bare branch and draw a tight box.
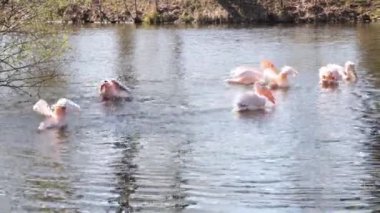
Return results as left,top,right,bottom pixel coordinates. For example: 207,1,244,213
0,0,67,95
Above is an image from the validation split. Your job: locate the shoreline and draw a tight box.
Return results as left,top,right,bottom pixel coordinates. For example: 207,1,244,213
47,19,379,27
57,1,378,25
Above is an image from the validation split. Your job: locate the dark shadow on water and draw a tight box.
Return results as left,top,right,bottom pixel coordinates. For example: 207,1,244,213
36,126,70,140
319,81,340,90
110,135,139,212
53,128,70,141
356,23,380,208
319,84,340,93
101,99,130,112
115,25,138,87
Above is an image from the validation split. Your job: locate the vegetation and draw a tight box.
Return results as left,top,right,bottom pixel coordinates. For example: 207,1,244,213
0,0,67,95
47,0,377,24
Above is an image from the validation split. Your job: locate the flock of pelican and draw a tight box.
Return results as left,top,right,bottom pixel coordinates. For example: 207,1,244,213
227,60,357,112
32,60,357,130
33,80,132,130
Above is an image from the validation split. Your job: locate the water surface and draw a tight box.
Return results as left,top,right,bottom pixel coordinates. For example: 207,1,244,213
0,23,380,212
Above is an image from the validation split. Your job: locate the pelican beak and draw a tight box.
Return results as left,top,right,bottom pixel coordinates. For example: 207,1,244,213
262,88,276,104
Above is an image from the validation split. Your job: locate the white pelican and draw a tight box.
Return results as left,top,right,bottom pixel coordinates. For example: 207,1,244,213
319,61,357,88
226,60,277,85
33,98,80,130
233,81,276,112
325,61,357,82
100,79,132,101
319,66,339,87
263,66,298,89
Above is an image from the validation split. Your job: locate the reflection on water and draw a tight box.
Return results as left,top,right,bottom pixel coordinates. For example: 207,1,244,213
356,23,380,210
0,23,379,211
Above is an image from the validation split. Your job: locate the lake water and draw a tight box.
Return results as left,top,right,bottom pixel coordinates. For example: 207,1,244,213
0,23,379,212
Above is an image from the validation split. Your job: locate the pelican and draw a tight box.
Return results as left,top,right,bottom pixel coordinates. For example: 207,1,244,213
100,79,132,101
319,66,339,87
319,61,357,88
233,81,276,112
33,98,80,130
263,66,298,89
226,60,277,85
325,61,357,82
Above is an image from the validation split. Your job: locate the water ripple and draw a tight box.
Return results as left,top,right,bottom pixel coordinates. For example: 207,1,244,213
1,24,380,211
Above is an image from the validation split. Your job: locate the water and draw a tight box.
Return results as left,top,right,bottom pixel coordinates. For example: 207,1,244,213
0,23,380,212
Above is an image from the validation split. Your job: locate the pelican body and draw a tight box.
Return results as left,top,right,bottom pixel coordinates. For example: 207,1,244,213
233,82,276,112
226,60,277,85
33,98,80,130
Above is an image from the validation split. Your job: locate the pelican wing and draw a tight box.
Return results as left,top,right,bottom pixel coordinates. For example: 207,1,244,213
110,80,132,98
33,99,53,116
111,80,131,92
38,118,57,130
55,98,81,112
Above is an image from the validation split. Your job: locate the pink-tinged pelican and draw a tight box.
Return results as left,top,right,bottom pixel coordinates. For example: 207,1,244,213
319,66,339,87
319,61,357,88
263,66,298,89
233,81,276,112
33,98,80,130
226,60,277,85
324,61,357,82
100,79,132,101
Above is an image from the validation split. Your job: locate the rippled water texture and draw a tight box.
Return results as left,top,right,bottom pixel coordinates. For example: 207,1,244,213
0,24,380,212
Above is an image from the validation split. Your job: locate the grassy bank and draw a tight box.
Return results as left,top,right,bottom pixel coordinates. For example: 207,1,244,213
54,0,379,24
